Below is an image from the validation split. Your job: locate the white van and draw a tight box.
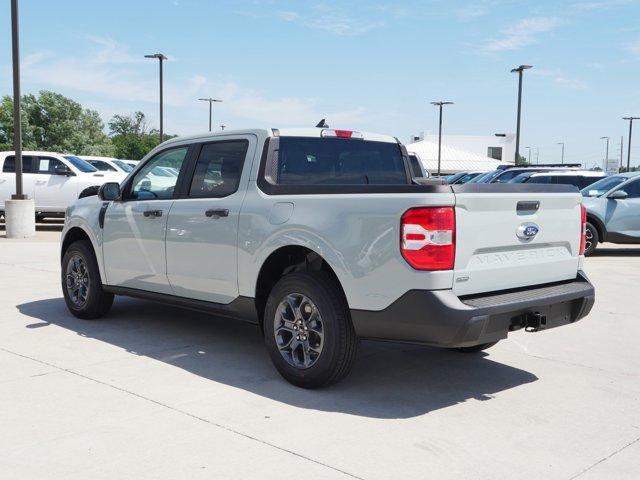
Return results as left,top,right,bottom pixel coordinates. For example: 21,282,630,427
0,151,126,218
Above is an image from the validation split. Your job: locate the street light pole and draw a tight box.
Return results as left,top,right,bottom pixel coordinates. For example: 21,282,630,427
557,142,565,164
144,53,167,142
430,101,453,176
525,146,531,164
511,64,532,165
11,0,24,200
600,136,609,171
198,98,222,132
623,117,639,171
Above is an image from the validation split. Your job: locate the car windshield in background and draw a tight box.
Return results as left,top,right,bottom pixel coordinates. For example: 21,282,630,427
492,169,534,183
456,172,483,184
581,175,626,197
445,172,467,184
113,160,133,172
272,137,407,185
508,172,534,183
470,170,501,183
63,155,98,172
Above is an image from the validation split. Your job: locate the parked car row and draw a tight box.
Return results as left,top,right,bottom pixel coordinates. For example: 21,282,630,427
0,151,131,219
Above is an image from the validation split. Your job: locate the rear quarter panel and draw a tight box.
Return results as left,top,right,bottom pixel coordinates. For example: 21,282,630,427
237,186,456,311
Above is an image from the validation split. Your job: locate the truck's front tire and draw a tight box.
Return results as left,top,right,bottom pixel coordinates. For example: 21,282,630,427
61,240,114,319
263,272,357,389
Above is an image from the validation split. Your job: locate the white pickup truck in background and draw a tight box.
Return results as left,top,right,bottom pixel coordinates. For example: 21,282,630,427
0,151,126,219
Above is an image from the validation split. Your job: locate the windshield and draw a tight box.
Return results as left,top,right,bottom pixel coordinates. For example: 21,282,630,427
113,160,133,172
508,172,534,183
471,170,501,183
445,172,467,184
63,155,98,172
456,172,482,184
581,175,626,197
270,137,408,185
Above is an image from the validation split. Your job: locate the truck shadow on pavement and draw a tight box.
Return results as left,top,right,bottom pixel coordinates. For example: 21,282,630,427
18,296,538,419
591,247,640,256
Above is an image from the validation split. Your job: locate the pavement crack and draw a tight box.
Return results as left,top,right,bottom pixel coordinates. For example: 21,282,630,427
0,347,364,480
568,435,640,479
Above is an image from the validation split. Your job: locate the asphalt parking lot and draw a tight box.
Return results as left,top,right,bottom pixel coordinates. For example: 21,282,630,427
1,224,639,479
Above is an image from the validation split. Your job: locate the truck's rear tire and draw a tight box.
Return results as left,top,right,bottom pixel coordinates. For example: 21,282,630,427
263,271,357,389
61,240,114,319
451,341,499,353
584,222,599,256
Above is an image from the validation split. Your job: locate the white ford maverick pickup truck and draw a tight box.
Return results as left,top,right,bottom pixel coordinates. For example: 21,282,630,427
60,128,594,388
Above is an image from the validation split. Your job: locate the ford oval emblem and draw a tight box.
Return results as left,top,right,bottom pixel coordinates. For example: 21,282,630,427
516,222,540,241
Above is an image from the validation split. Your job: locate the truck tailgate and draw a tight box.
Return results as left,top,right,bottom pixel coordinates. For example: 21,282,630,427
452,184,582,296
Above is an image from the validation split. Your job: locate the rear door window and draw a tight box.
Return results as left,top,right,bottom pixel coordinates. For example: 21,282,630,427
2,155,36,173
269,137,408,185
189,140,249,198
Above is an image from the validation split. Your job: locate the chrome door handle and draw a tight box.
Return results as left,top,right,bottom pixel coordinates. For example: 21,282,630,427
143,209,163,218
205,208,229,218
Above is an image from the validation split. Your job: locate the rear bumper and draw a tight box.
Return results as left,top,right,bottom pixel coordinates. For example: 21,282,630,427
351,271,595,348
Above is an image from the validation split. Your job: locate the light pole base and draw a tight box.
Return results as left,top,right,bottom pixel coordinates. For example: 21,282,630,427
4,199,36,238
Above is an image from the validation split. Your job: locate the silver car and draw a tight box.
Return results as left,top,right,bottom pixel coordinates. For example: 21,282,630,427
581,172,640,255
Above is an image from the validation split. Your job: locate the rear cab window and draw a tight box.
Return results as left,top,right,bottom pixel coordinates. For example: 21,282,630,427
263,136,409,187
2,155,36,173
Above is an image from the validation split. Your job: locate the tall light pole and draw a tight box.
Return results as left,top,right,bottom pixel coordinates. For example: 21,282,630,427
511,64,533,165
144,53,168,142
198,98,222,132
430,101,453,176
536,147,539,164
620,136,624,170
600,136,609,171
623,117,639,171
10,0,24,201
557,142,565,164
6,0,35,238
525,146,531,164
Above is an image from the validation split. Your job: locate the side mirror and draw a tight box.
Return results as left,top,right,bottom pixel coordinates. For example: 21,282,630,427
98,182,121,201
54,164,73,176
608,190,628,200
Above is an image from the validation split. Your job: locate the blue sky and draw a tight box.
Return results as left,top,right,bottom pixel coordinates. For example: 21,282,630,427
1,0,640,166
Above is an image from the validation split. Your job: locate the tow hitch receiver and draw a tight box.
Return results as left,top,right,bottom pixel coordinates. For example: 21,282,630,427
524,312,547,332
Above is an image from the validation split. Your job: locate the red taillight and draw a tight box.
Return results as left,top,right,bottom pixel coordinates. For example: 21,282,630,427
401,207,455,270
579,204,587,255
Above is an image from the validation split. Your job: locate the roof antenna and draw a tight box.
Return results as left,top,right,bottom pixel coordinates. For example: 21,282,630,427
316,118,329,128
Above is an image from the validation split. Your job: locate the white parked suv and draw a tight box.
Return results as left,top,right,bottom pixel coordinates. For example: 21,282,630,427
81,156,135,174
60,128,595,388
0,151,126,219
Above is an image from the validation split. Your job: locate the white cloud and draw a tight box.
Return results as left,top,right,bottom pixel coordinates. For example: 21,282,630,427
572,0,633,10
276,8,383,36
626,39,640,55
19,37,372,134
532,69,588,90
480,16,562,53
454,6,487,20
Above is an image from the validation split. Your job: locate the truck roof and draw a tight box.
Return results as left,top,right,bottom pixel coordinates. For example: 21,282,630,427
161,128,399,148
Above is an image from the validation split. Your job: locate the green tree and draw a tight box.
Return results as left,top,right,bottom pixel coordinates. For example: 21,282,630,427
0,90,113,155
108,111,174,160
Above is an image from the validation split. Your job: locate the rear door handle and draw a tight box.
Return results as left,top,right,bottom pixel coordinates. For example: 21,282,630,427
143,209,163,218
205,208,229,218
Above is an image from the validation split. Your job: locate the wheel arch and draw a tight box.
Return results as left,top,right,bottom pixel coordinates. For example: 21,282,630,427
254,245,348,329
61,225,106,284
